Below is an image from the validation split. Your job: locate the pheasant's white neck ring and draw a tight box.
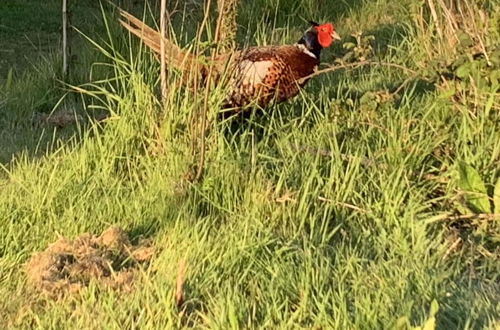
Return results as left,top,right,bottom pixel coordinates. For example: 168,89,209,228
296,44,318,59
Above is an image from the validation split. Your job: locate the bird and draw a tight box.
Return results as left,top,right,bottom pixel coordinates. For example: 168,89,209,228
119,10,340,112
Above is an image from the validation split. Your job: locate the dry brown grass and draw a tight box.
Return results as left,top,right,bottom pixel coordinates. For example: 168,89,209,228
414,0,491,65
25,227,154,298
175,258,187,307
215,0,239,52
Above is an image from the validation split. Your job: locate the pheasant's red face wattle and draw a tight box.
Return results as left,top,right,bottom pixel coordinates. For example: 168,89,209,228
315,23,336,48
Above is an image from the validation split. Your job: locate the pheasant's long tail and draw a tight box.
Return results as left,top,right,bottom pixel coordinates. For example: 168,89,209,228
118,9,200,72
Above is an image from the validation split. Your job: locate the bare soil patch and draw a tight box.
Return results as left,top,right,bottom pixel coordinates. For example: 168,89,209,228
25,227,154,297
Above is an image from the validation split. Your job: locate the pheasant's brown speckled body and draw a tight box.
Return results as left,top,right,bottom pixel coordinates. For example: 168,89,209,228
225,45,320,108
119,10,340,111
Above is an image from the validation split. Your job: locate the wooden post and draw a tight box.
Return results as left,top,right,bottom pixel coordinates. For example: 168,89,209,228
160,0,168,104
62,0,68,77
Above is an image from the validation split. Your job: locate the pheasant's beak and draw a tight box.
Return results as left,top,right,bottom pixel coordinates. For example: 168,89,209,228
331,31,341,41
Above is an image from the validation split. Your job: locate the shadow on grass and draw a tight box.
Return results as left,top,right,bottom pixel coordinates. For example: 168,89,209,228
0,75,91,165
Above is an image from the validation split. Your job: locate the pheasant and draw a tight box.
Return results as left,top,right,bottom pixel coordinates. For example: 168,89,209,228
119,10,340,111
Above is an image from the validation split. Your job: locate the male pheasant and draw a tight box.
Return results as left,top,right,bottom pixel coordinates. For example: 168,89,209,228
119,10,340,111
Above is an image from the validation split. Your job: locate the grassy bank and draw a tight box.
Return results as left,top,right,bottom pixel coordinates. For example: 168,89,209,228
0,0,499,328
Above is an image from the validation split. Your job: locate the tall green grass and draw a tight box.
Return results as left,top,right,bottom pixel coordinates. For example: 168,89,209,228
0,0,498,328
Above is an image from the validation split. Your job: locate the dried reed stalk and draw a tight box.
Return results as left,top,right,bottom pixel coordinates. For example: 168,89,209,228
215,0,239,52
194,0,239,181
160,0,168,103
421,0,490,63
62,0,69,77
175,258,187,307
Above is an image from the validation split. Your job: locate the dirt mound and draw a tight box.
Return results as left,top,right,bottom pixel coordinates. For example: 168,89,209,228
25,227,154,297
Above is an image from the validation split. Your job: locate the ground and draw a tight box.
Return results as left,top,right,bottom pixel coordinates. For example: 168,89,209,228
0,0,498,328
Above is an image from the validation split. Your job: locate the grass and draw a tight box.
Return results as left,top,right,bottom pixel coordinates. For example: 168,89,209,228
0,0,499,328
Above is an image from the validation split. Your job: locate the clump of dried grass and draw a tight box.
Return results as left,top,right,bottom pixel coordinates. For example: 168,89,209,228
413,0,491,65
25,227,155,298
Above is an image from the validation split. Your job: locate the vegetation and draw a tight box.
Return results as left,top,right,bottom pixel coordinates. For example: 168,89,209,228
0,0,498,328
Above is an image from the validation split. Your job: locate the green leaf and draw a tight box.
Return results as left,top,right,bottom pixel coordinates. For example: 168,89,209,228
458,31,474,48
453,54,468,67
359,92,376,105
422,317,436,330
438,87,456,99
228,302,238,330
488,69,500,86
475,75,489,90
395,316,410,329
490,50,500,66
455,63,471,79
484,89,496,116
429,299,439,317
494,177,500,214
457,162,492,214
5,68,14,90
342,42,356,50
